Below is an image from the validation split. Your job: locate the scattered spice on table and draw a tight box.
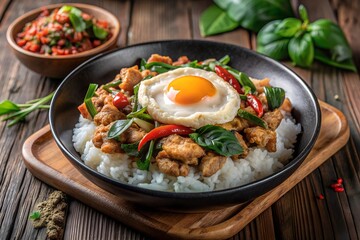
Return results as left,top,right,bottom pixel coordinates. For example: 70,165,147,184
317,194,325,200
330,178,345,192
29,191,68,240
334,94,340,101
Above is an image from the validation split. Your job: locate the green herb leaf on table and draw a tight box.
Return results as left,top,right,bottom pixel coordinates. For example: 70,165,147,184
288,33,314,67
314,48,357,72
275,18,302,37
199,4,240,37
256,20,291,60
189,125,243,157
298,4,309,23
29,211,41,220
213,0,294,32
264,87,285,110
0,100,20,115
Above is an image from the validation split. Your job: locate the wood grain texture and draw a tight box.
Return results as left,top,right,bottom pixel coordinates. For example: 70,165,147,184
21,102,349,240
1,0,360,239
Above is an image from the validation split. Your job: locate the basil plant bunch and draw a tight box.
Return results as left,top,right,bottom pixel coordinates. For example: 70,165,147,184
257,5,356,71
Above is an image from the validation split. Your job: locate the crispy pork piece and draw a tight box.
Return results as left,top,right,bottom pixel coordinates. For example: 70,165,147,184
280,97,292,113
217,117,249,131
172,56,190,66
124,125,146,143
92,125,121,154
147,54,173,65
140,69,157,78
244,126,277,152
93,88,113,112
263,109,283,130
251,77,271,93
161,134,205,165
232,132,249,159
93,104,125,126
119,65,143,93
156,151,189,177
199,152,227,177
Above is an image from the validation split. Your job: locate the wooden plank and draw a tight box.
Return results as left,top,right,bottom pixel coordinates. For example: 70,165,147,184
127,0,191,45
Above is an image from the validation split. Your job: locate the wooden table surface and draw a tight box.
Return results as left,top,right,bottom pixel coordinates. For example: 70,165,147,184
1,0,359,239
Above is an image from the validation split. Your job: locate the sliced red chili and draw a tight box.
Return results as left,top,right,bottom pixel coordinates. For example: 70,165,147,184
334,187,344,192
337,178,343,184
113,92,130,109
138,125,193,151
246,94,264,117
214,65,244,94
317,194,324,200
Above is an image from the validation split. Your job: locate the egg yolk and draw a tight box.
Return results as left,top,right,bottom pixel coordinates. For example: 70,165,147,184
166,76,216,105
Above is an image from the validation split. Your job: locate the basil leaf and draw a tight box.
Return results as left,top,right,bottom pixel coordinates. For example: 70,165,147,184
314,48,357,72
288,33,314,67
308,19,349,50
189,125,243,157
136,140,155,170
59,5,73,14
275,18,302,37
239,72,256,93
298,4,309,22
93,25,108,40
264,87,285,110
127,107,153,122
331,45,352,62
121,142,140,157
199,4,240,36
257,20,291,60
214,0,294,32
0,100,20,116
29,211,41,220
69,12,86,32
237,109,268,129
107,119,134,140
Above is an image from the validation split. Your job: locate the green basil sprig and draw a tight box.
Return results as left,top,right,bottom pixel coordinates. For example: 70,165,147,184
257,5,356,71
189,125,243,157
107,119,134,140
264,87,285,110
199,0,294,36
199,4,240,36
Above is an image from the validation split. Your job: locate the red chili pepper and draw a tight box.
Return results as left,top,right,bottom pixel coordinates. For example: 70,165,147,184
138,125,193,151
113,92,130,109
334,187,344,192
246,94,264,117
214,65,244,94
337,178,343,184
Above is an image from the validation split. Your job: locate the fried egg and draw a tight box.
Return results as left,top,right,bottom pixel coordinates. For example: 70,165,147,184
138,67,240,128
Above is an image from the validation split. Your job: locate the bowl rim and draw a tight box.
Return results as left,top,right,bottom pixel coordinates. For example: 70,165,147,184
6,3,120,59
50,39,322,199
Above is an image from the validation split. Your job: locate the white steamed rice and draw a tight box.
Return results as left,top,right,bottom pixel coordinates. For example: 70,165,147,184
72,114,301,192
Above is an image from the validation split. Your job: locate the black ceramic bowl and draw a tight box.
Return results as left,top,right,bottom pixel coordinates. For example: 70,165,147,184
50,40,321,211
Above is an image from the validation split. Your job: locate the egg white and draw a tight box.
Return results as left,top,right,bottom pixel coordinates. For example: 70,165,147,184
138,67,240,129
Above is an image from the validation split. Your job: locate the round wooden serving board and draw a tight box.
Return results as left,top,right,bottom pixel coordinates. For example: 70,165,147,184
22,101,349,240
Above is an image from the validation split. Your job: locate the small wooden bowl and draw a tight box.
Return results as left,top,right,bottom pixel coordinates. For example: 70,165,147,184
6,3,120,79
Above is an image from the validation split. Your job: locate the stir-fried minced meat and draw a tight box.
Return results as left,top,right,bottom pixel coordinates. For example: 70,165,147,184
160,134,205,165
93,104,126,126
217,117,249,131
244,126,277,152
156,151,189,177
199,152,227,177
124,125,146,143
173,56,190,66
280,97,292,113
232,132,249,159
119,65,143,93
263,109,283,130
140,69,157,78
147,54,173,65
93,88,112,112
92,124,121,154
251,77,271,93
